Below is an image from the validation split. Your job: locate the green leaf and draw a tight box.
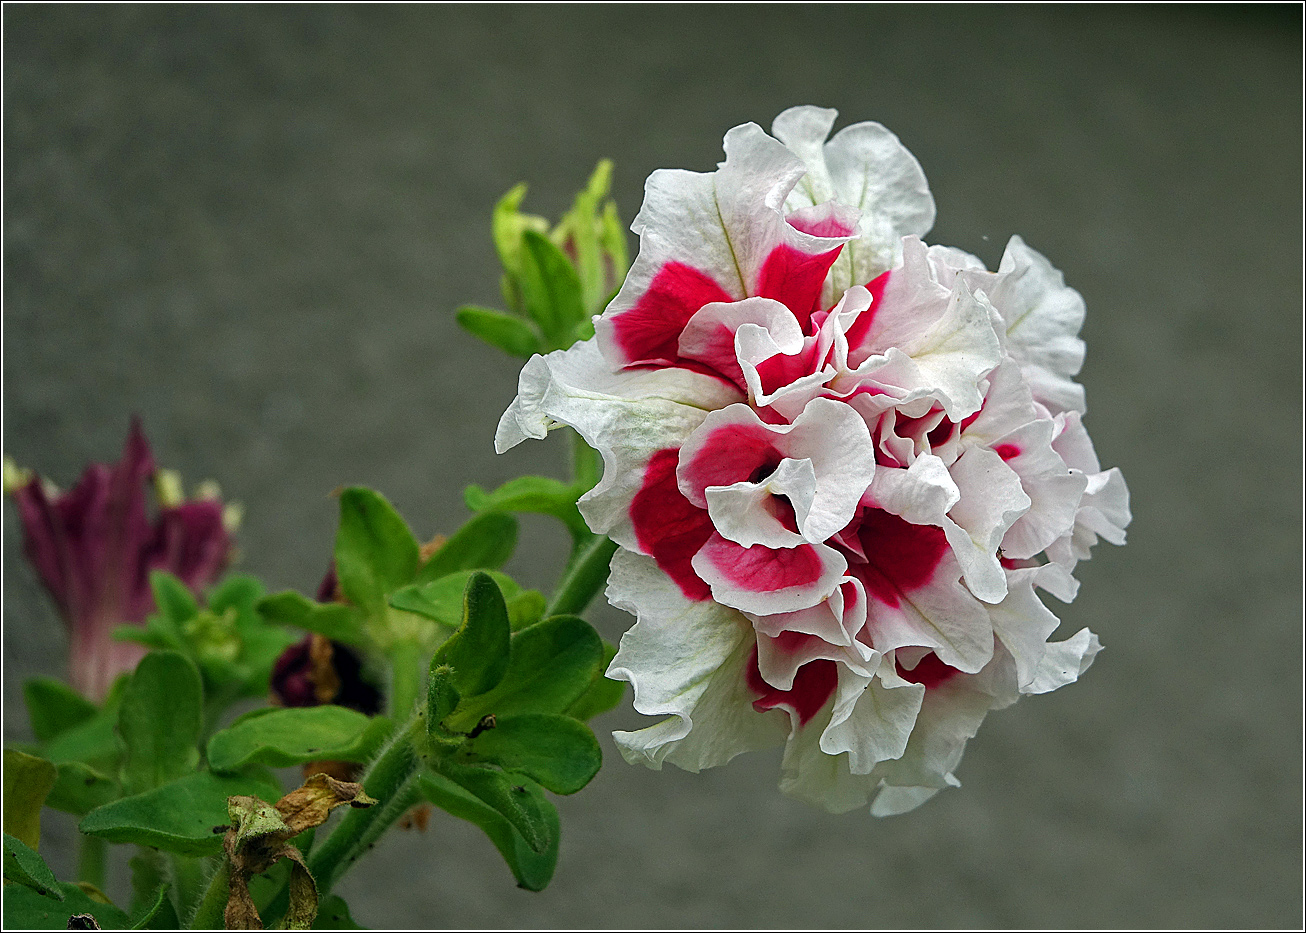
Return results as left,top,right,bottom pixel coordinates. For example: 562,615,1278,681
128,882,171,930
2,749,57,847
79,769,283,857
117,652,203,794
150,571,200,626
390,569,521,629
428,573,511,699
519,230,586,349
45,761,118,816
257,591,367,646
456,305,542,358
462,713,601,794
415,512,519,583
2,881,129,930
428,761,554,853
446,615,603,731
418,771,559,891
563,640,626,722
312,894,364,930
207,575,265,615
40,704,122,769
206,706,392,772
507,590,547,631
3,832,62,897
22,678,97,742
335,487,420,611
464,475,590,541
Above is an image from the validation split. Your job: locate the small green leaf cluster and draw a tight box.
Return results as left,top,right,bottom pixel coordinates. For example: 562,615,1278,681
416,572,609,889
458,160,630,357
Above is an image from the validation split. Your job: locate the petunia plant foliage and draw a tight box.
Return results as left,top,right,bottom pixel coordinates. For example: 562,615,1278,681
4,107,1128,929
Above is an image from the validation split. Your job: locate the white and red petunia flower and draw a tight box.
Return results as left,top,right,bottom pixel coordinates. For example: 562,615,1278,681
497,106,1129,814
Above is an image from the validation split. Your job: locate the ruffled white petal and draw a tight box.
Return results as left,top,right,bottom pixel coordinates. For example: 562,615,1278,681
607,549,786,771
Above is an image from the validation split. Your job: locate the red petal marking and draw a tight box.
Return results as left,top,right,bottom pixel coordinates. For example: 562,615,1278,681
699,535,824,592
746,645,838,726
680,320,750,390
629,448,713,600
896,652,959,689
844,507,949,608
844,268,891,363
611,261,733,366
753,339,820,396
787,213,856,238
927,419,957,449
755,244,844,332
994,443,1021,461
679,421,782,504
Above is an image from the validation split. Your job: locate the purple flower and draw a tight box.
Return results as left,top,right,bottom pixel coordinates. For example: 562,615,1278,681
6,419,235,700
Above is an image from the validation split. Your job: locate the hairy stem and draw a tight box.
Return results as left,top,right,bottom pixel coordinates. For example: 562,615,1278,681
545,533,617,618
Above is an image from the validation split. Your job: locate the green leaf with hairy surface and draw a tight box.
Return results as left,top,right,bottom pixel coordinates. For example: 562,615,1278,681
335,486,420,612
417,771,559,891
416,511,518,583
128,882,171,930
79,769,283,856
117,652,202,794
456,305,542,358
431,573,511,699
3,749,57,847
446,615,602,731
520,230,586,349
207,706,392,772
564,640,626,722
257,591,366,645
464,475,590,541
390,569,521,628
312,894,363,930
2,881,130,930
462,713,601,795
3,833,62,898
45,761,118,816
429,761,553,854
22,678,97,742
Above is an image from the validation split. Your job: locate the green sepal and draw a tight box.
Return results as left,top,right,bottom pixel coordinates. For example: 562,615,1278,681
117,651,203,795
464,475,589,542
206,706,392,772
335,486,420,612
563,639,626,722
492,183,549,291
3,832,62,898
22,678,97,743
3,749,57,847
415,511,518,583
45,761,118,816
456,305,542,358
430,572,511,699
519,230,586,350
445,615,603,731
417,771,559,891
427,760,554,854
257,591,367,646
79,769,283,857
2,881,130,930
426,664,461,732
461,713,601,795
507,590,547,630
312,894,364,930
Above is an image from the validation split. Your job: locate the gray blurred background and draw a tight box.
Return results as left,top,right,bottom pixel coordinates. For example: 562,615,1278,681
4,5,1301,928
